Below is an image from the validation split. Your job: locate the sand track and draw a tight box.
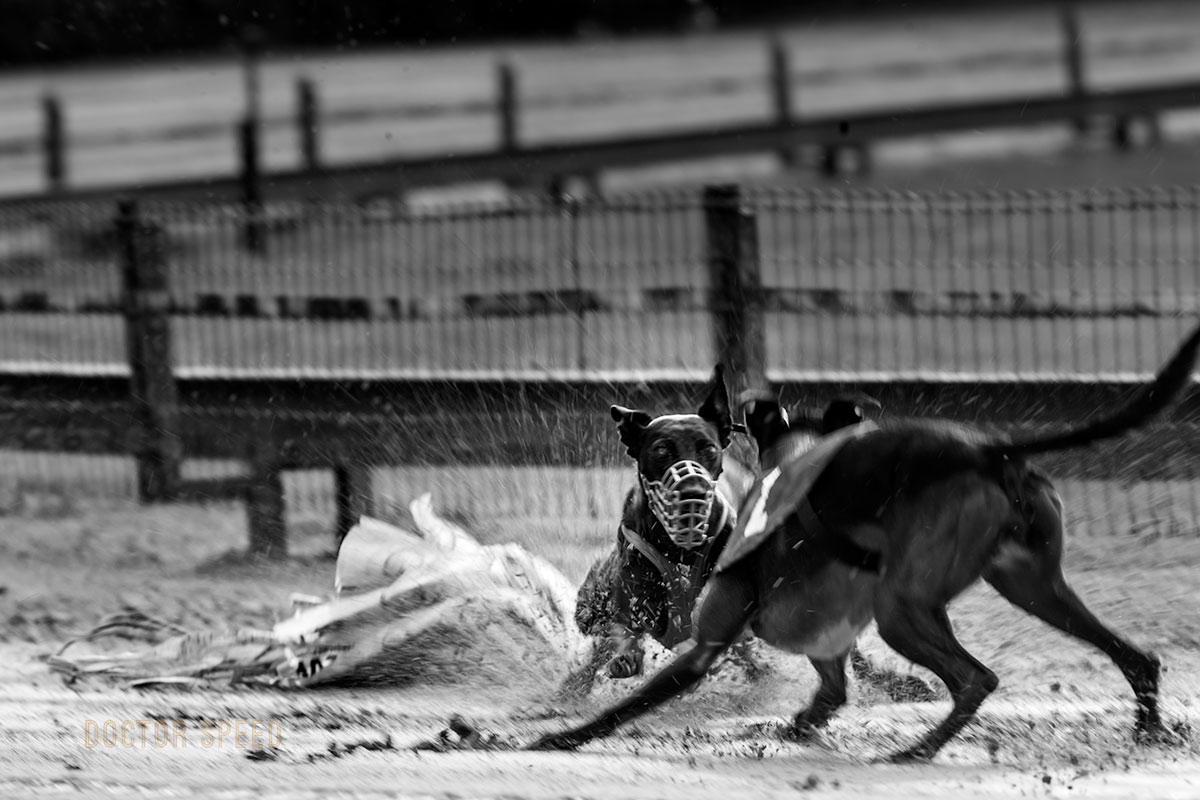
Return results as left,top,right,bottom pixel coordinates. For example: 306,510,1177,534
4,499,1200,798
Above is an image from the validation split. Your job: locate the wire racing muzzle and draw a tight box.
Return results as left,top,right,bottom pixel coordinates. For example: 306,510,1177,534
640,460,718,550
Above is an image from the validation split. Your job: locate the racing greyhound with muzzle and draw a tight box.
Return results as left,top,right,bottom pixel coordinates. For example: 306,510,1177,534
535,323,1200,761
568,368,934,703
570,366,746,685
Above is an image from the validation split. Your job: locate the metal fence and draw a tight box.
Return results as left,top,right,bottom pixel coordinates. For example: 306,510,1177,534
1,185,1199,381
0,185,1198,541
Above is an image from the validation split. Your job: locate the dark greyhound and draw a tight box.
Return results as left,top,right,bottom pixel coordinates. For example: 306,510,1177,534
531,323,1200,761
569,365,746,686
566,371,933,702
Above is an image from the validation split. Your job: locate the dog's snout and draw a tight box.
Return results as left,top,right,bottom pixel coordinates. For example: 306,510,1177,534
673,478,711,500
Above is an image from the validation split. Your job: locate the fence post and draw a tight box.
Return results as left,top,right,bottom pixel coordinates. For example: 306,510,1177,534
334,463,373,546
118,199,181,503
1059,1,1088,136
769,39,799,168
239,26,265,253
497,61,518,154
247,449,287,559
238,119,264,252
297,77,320,171
704,185,766,398
42,94,65,192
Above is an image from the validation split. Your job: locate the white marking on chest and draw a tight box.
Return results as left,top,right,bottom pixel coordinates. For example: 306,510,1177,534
754,614,867,659
991,540,1033,571
743,468,781,538
801,618,864,660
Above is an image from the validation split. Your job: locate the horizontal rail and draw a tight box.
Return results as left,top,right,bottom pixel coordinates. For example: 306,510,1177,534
3,79,1198,209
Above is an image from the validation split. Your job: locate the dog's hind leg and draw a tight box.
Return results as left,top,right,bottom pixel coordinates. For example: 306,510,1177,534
987,563,1166,740
984,478,1168,741
874,602,999,762
786,652,849,740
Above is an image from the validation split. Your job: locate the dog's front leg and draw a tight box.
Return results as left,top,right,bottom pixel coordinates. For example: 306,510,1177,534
529,639,728,751
786,652,850,740
528,571,756,752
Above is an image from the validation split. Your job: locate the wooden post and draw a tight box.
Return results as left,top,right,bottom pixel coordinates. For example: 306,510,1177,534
704,185,766,399
247,453,287,559
241,25,265,123
497,61,518,153
42,94,65,191
297,77,320,171
238,118,264,253
118,199,181,503
1059,1,1088,136
240,26,265,253
769,39,798,168
334,463,373,547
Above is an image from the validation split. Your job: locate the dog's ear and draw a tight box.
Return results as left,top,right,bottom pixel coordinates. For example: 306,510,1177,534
739,389,791,454
610,405,654,460
698,364,732,448
820,393,888,434
821,394,881,434
821,400,863,433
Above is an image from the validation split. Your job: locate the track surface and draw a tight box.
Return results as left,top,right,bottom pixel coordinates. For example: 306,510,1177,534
3,497,1200,799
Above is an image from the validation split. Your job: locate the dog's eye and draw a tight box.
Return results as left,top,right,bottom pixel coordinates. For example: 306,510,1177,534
650,442,672,459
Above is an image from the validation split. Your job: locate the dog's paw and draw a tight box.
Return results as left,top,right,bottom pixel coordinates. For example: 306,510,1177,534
605,652,643,679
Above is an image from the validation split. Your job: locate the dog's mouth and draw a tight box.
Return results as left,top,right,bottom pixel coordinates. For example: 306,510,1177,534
640,460,717,550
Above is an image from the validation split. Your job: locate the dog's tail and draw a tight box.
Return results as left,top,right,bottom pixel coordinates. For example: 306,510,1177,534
987,321,1200,458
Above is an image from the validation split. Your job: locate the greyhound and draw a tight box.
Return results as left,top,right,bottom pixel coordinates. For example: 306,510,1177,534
569,366,745,686
530,323,1200,761
565,370,933,702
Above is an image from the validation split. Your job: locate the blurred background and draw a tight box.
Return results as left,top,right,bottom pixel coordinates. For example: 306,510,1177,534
0,0,1198,560
5,0,1200,195
0,1,1116,61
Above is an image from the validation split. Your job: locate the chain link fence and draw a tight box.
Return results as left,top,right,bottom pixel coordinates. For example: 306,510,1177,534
0,185,1197,539
3,186,1199,379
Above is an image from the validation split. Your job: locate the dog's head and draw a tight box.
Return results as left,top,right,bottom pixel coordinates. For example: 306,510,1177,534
740,391,881,471
610,365,732,550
